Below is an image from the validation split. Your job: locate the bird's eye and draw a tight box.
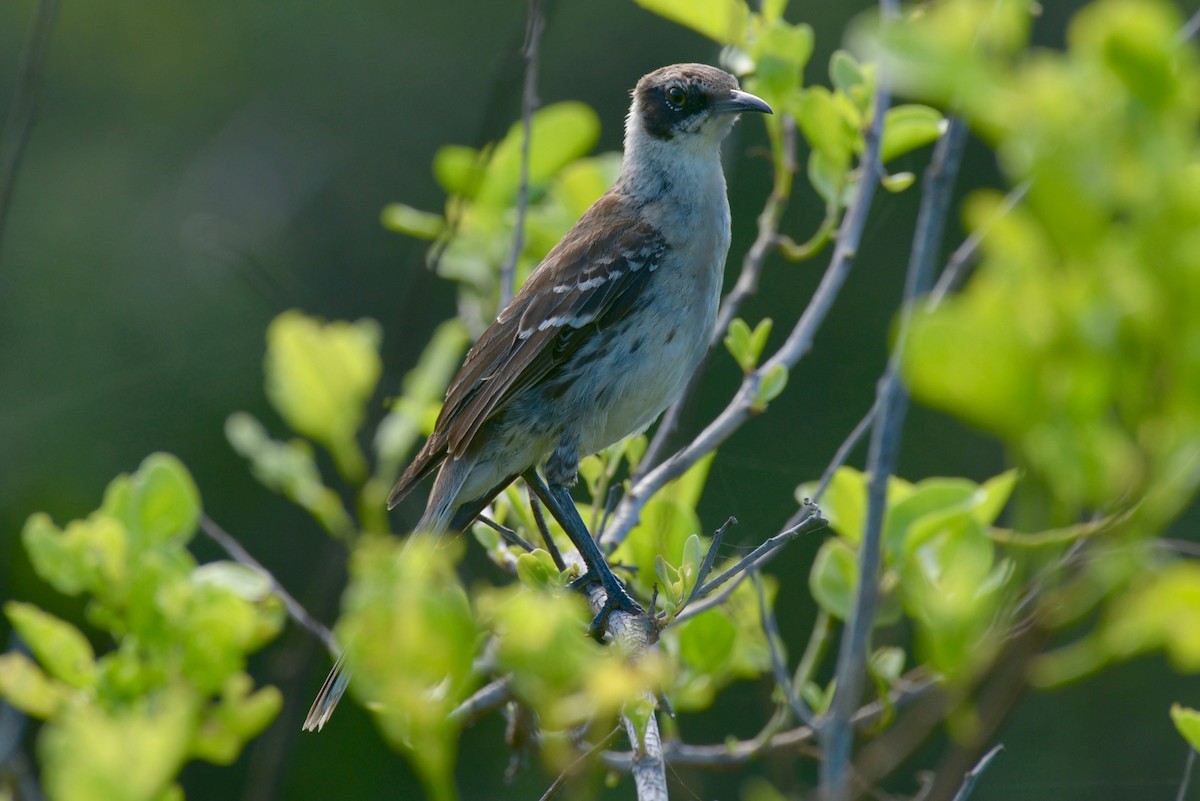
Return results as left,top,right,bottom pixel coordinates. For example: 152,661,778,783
666,86,687,108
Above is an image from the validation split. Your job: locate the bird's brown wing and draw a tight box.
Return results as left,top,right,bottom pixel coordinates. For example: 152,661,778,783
387,194,666,508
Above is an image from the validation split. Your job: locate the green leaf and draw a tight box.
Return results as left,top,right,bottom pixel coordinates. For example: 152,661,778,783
881,171,916,192
190,674,282,765
678,609,737,674
880,104,946,163
750,21,814,104
797,466,867,543
753,364,788,411
807,149,851,208
973,469,1019,525
724,318,753,370
883,478,977,558
809,538,859,620
432,144,483,197
128,453,201,549
0,652,65,718
634,0,750,46
830,50,865,98
264,312,382,462
516,550,562,591
40,686,197,801
380,204,444,239
1171,704,1200,752
191,562,273,602
870,646,905,682
475,102,601,209
5,602,96,689
797,86,853,165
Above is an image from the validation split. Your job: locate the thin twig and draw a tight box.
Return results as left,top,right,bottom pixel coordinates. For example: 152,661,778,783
498,0,544,309
449,677,513,726
198,515,338,654
539,726,622,801
528,486,567,570
603,104,889,549
690,502,826,602
813,399,880,501
1177,747,1197,801
1176,9,1200,43
638,116,798,473
752,571,815,726
949,744,1004,801
681,515,737,610
0,0,59,248
928,179,1030,306
602,672,936,772
478,513,537,553
821,117,968,801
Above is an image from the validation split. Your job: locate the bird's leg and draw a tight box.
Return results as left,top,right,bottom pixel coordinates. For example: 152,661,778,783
521,468,644,640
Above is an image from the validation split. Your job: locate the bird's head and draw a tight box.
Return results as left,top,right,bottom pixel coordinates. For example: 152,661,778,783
626,64,772,155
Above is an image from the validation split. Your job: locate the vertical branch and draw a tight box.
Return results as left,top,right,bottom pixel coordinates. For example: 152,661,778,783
498,0,545,310
820,117,968,801
0,0,60,251
624,704,668,801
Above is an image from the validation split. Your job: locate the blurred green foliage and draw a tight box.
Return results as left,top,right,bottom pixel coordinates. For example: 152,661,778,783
1,455,283,801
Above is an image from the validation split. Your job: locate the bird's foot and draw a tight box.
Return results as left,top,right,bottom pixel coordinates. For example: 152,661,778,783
569,569,645,642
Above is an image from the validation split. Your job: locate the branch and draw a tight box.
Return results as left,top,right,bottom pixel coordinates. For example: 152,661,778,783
498,0,544,309
0,0,60,250
602,672,937,772
752,571,815,727
638,116,799,473
198,515,338,654
538,726,622,801
949,744,1004,801
821,116,968,801
928,179,1030,307
449,677,513,726
603,107,889,549
624,705,668,801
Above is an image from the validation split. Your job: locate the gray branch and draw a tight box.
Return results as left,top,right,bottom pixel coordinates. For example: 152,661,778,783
820,116,968,801
498,0,545,309
0,0,59,250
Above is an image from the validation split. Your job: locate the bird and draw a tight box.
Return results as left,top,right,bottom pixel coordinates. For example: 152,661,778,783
303,63,770,732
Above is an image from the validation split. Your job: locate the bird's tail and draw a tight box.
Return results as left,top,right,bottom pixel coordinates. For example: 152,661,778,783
303,457,480,733
414,454,475,533
302,652,350,732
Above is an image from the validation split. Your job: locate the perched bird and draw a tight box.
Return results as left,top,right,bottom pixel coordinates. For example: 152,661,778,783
304,63,770,732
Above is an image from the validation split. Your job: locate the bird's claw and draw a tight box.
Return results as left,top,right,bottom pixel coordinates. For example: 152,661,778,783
569,571,645,642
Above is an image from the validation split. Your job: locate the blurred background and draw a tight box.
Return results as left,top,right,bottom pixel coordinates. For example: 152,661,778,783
1,0,1198,799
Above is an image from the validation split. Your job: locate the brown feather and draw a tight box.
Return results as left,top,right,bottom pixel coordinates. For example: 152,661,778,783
387,192,665,511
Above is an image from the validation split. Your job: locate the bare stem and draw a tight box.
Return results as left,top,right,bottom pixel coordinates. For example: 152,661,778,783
950,744,1004,801
538,726,622,801
752,571,815,726
602,672,936,772
0,0,60,251
498,0,544,309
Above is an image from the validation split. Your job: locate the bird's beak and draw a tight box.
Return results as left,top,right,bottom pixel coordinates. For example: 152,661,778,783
713,89,773,115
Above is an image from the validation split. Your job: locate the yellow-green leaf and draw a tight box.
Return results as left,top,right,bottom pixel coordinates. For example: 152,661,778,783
5,602,96,689
634,0,750,46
